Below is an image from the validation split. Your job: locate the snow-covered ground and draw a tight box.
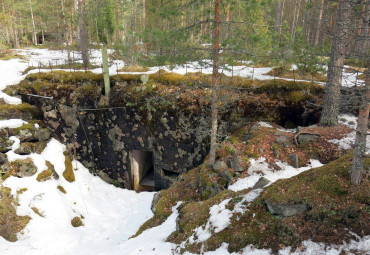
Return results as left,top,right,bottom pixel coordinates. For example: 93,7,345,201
0,48,368,255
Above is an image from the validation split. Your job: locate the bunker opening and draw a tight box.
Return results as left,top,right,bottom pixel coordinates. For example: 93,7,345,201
130,150,155,191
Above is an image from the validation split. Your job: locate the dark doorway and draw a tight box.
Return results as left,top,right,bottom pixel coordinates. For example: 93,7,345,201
129,150,155,191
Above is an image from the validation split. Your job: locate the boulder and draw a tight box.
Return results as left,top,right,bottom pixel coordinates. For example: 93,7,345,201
253,177,270,189
18,129,35,142
0,153,7,164
37,128,51,141
151,191,162,214
275,136,288,144
212,160,227,172
0,137,13,153
297,133,320,144
14,142,47,155
98,171,113,184
288,153,299,168
220,169,234,182
265,200,310,217
230,155,244,172
0,158,37,177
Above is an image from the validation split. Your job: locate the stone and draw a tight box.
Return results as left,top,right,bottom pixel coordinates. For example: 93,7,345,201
265,200,310,217
220,169,234,182
37,128,51,141
0,98,6,105
14,143,33,155
249,125,258,132
151,192,162,214
0,137,13,153
274,131,284,136
288,154,299,168
230,155,244,172
0,153,7,164
0,158,37,177
212,160,227,172
297,134,320,144
258,147,264,154
18,129,34,142
98,171,113,184
253,177,270,189
275,136,288,144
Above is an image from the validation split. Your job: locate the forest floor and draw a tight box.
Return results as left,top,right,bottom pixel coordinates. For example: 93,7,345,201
0,48,368,255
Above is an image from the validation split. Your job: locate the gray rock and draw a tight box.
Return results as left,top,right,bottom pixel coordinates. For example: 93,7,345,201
1,158,37,177
253,177,270,189
212,160,227,172
275,136,288,144
0,98,6,105
249,125,258,132
0,137,13,153
37,128,51,141
98,171,113,184
288,154,299,168
274,131,284,136
297,134,320,144
265,200,310,217
230,155,244,172
258,147,264,154
18,129,34,142
151,191,162,214
0,153,7,164
220,169,234,182
14,143,33,155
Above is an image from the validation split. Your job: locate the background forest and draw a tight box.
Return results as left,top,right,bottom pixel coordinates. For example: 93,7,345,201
0,0,368,69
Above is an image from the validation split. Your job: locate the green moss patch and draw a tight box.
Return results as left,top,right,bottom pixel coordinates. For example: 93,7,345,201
0,104,40,120
57,185,67,194
62,151,75,182
266,67,327,83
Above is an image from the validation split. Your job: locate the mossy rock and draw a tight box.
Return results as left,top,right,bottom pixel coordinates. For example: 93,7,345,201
14,141,47,155
62,151,75,182
71,216,84,227
0,186,30,242
0,103,40,121
0,158,37,177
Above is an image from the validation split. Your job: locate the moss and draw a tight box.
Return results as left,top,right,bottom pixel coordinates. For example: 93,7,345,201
62,151,75,183
36,169,53,182
57,185,67,194
119,65,150,72
0,104,40,120
31,207,44,217
0,186,30,242
167,190,235,244
1,172,11,181
267,67,327,83
16,188,28,195
285,91,311,103
71,216,84,227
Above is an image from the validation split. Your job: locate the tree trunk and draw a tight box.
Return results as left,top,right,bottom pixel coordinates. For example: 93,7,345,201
28,0,37,45
314,0,325,46
274,0,282,35
351,66,369,185
142,0,146,30
102,45,110,97
209,0,221,165
320,0,350,126
1,0,10,44
78,0,89,66
115,0,120,42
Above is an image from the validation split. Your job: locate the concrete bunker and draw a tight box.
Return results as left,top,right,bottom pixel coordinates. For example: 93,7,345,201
129,150,155,191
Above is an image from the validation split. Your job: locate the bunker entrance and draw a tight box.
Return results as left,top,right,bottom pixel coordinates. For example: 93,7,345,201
130,150,155,191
